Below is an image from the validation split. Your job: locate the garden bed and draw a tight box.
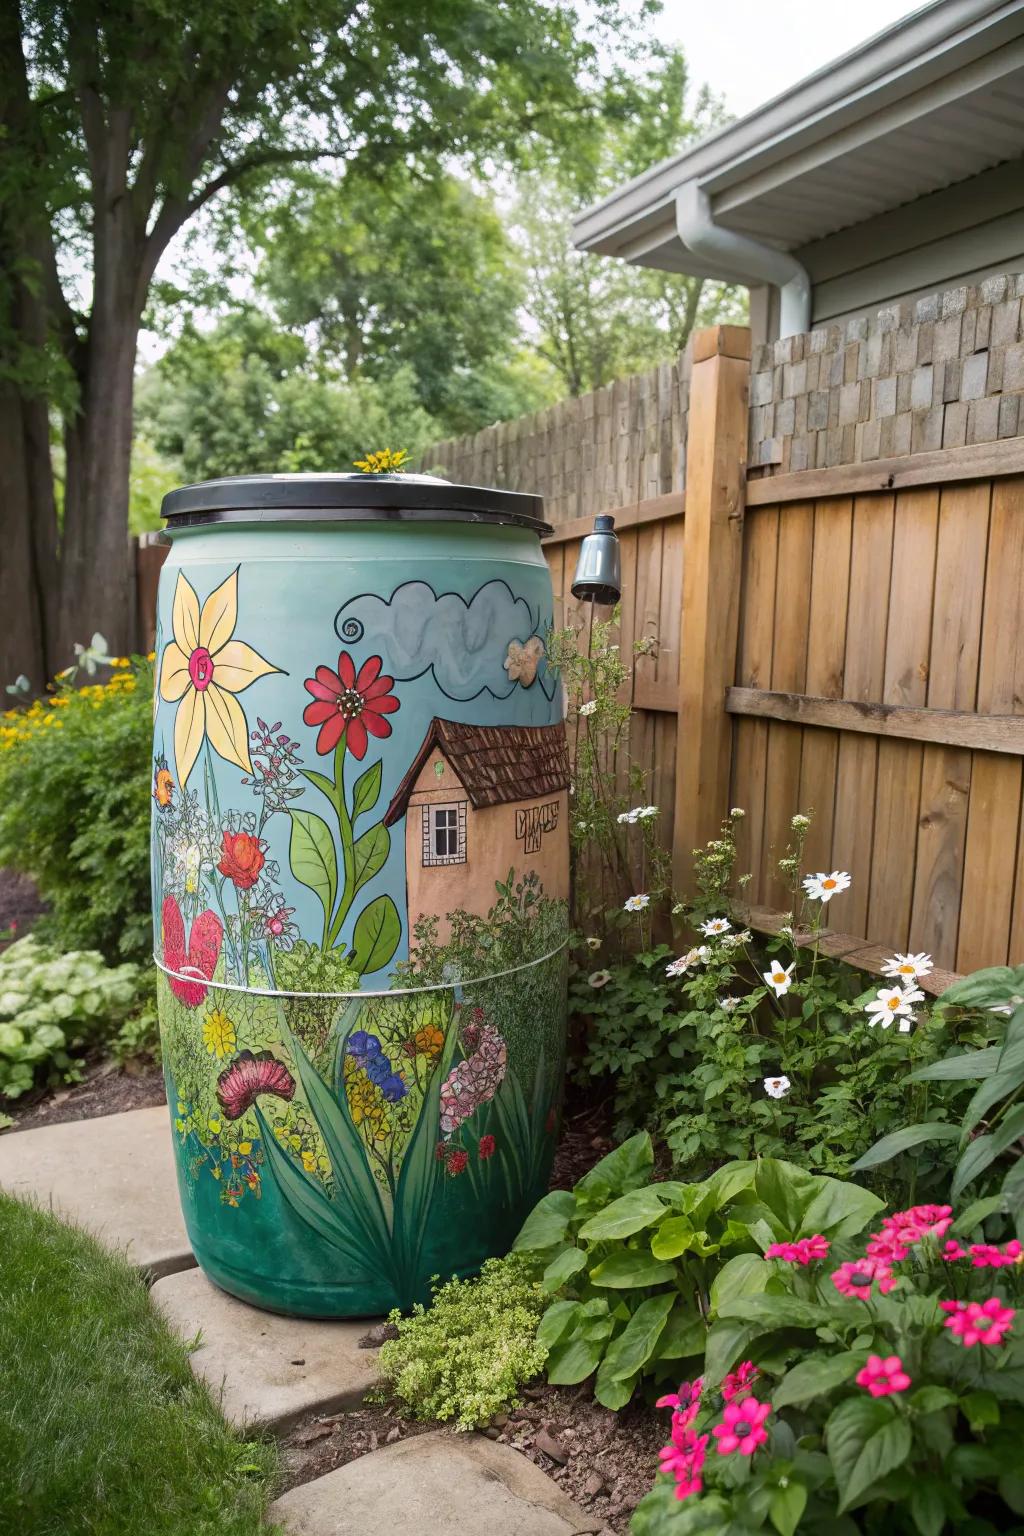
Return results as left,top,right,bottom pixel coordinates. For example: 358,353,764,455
7,1054,165,1131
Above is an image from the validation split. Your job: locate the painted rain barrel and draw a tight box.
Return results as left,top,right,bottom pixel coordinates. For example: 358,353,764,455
151,472,569,1317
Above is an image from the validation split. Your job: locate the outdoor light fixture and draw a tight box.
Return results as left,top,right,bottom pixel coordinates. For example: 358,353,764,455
571,514,621,605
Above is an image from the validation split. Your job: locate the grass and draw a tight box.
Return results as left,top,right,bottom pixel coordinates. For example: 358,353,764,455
0,1192,279,1535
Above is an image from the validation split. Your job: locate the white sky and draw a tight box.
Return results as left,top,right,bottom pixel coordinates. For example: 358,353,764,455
652,0,924,116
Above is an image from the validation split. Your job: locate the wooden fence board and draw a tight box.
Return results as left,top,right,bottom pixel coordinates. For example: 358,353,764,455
762,503,814,908
798,497,853,873
731,506,779,885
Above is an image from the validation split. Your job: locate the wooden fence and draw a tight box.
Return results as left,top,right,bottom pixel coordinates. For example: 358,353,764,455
534,326,1024,975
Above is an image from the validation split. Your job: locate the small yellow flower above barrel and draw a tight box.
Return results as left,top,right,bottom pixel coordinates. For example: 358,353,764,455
158,566,283,788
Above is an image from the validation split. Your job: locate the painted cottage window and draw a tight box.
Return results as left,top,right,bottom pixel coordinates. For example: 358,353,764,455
422,801,467,866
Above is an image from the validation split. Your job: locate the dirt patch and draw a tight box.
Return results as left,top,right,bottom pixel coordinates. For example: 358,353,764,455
276,1399,442,1492
5,1056,165,1133
0,869,45,948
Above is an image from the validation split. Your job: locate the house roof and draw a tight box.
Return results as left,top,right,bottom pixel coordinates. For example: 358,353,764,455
383,719,570,826
572,0,1024,273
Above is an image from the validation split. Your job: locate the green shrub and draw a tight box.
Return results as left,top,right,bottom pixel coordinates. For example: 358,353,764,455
375,1253,548,1428
0,657,153,962
0,935,140,1102
514,1133,884,1411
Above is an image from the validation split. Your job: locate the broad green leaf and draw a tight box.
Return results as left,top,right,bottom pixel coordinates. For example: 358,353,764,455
941,965,1024,1009
703,1161,758,1210
578,1186,669,1242
908,1047,1001,1082
773,1351,868,1410
961,1073,1024,1141
574,1132,654,1205
909,1385,957,1414
546,1335,604,1385
952,1133,999,1201
999,1472,1024,1515
658,1304,705,1361
514,1189,576,1252
710,1253,771,1313
718,1295,828,1330
536,1300,582,1351
589,1250,677,1289
288,808,338,929
704,1319,758,1387
351,759,383,820
351,821,389,895
602,1293,676,1381
350,894,401,976
802,1177,885,1240
755,1159,820,1235
952,1194,1008,1234
827,1396,912,1514
650,1215,696,1260
852,1122,961,1171
908,1483,946,1536
594,1360,638,1410
542,1247,587,1294
769,1481,807,1536
961,1390,1000,1431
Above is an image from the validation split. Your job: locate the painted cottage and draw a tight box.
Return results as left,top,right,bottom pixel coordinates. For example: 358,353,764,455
383,718,570,945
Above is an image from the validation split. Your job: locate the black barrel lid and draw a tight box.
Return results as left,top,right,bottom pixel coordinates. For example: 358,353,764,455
160,472,551,536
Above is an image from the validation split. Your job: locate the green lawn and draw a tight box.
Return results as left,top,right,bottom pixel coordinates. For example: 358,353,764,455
0,1192,278,1535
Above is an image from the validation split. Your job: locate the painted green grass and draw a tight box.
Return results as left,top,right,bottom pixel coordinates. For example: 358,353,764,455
0,1192,279,1535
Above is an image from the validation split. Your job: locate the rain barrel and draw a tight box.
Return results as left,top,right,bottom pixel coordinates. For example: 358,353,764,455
151,473,570,1317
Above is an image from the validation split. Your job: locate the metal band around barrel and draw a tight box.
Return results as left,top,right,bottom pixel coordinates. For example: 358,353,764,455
152,938,568,1001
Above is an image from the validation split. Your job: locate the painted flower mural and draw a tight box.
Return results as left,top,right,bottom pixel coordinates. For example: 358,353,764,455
161,895,223,1007
216,1050,297,1120
302,652,399,759
158,567,283,788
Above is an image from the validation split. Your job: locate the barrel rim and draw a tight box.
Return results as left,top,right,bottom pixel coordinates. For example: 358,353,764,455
160,473,552,537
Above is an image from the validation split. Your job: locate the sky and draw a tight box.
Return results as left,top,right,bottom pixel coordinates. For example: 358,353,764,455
652,0,923,116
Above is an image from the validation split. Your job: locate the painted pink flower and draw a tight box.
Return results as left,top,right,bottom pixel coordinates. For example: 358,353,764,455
439,1024,508,1138
831,1258,897,1300
942,1297,1015,1347
722,1361,760,1402
712,1397,771,1457
302,652,399,758
856,1354,911,1397
161,895,223,1007
216,1050,296,1120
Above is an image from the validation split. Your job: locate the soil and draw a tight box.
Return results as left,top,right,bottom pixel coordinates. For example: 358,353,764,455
0,868,45,949
6,1055,165,1132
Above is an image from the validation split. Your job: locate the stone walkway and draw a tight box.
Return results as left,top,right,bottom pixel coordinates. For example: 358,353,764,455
0,1107,602,1536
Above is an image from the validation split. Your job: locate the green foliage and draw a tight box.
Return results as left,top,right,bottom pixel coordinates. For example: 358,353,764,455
632,1196,1024,1535
0,660,153,962
514,1135,883,1409
857,965,1024,1234
375,1254,549,1428
0,1192,276,1535
0,936,140,1100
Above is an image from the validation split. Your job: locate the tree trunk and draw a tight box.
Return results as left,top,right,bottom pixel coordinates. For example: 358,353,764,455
0,383,57,691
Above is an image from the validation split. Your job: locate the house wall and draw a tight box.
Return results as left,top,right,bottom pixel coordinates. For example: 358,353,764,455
402,752,569,948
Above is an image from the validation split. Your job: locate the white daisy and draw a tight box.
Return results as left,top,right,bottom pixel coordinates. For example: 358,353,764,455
764,1075,791,1099
666,956,690,979
865,986,925,1029
701,917,732,937
880,952,933,980
803,871,851,903
762,961,795,998
579,700,597,717
635,806,659,821
585,937,601,951
718,996,741,1013
617,809,638,824
624,894,650,913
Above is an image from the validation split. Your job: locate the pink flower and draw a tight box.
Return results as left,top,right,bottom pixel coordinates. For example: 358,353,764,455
659,1427,708,1501
942,1240,967,1262
216,1049,295,1120
722,1361,760,1402
712,1397,771,1456
657,1377,703,1413
969,1241,1023,1268
943,1297,1015,1347
765,1234,829,1265
867,1232,909,1264
831,1258,897,1300
856,1354,911,1397
161,896,223,1008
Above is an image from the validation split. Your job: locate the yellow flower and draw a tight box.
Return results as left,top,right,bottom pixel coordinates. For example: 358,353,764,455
237,1140,252,1156
202,1009,236,1060
353,447,410,473
158,568,282,789
301,1150,317,1172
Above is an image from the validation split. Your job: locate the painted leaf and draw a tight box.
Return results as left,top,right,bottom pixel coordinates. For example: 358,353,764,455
392,993,460,1297
352,760,383,820
351,894,401,976
289,809,338,930
826,1396,912,1514
352,822,390,895
255,1106,376,1274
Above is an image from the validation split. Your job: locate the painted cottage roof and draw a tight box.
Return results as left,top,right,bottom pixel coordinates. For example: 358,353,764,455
383,718,570,826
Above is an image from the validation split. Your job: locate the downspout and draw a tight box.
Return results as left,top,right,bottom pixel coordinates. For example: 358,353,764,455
676,181,812,338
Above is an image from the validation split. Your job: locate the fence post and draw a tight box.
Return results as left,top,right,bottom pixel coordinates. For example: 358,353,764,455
672,324,751,895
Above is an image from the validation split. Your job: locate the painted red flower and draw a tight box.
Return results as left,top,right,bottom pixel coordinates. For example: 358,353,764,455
447,1149,469,1176
478,1134,496,1160
302,652,399,758
216,1050,296,1120
217,830,265,890
162,895,223,1008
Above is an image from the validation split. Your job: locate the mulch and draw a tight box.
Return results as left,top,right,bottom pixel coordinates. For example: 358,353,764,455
7,1055,166,1132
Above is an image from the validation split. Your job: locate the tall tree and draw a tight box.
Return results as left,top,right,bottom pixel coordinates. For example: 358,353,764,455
515,50,747,397
0,0,656,688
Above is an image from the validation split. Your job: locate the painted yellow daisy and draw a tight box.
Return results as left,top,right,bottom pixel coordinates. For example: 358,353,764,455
202,1009,237,1060
158,567,282,788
